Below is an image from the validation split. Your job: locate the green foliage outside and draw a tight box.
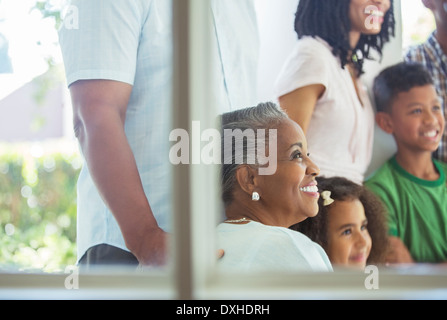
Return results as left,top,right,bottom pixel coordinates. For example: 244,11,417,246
0,1,79,273
0,144,81,272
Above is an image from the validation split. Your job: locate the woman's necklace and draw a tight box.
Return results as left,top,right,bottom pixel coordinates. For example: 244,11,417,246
225,217,252,224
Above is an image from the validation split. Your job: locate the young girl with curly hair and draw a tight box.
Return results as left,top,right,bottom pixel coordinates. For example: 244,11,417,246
292,176,389,269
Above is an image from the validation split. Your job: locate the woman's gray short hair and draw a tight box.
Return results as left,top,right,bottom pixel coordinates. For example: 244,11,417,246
220,102,289,206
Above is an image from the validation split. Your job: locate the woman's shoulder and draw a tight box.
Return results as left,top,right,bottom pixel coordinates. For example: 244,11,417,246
279,227,323,247
218,221,322,246
280,228,333,271
217,222,332,271
217,221,276,239
275,36,338,97
218,222,295,243
293,36,335,58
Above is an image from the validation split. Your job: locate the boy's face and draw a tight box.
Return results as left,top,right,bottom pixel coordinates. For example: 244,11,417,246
379,85,444,154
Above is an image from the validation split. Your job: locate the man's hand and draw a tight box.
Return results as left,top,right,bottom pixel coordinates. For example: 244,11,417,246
132,227,168,266
134,230,224,266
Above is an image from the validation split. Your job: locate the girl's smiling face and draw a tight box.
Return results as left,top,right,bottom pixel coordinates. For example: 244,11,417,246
325,199,372,269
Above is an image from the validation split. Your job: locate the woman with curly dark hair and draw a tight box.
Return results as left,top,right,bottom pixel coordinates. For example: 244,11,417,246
275,0,395,184
292,177,389,269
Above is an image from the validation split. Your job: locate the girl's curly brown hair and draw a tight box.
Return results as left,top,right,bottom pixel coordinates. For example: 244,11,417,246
291,176,389,264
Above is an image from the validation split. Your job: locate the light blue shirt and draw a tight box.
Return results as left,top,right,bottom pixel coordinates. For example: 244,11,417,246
59,0,259,261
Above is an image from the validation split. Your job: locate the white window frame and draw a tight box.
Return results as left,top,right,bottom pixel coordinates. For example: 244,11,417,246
1,0,447,300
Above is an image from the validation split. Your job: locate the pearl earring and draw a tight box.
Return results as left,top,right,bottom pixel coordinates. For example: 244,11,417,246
252,191,260,201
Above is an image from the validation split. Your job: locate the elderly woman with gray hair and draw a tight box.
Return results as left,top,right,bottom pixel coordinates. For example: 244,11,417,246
217,102,332,272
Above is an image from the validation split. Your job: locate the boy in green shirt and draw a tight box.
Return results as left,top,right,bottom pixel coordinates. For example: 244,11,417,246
366,62,447,263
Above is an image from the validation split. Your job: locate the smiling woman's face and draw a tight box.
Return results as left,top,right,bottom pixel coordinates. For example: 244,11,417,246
256,119,320,226
349,0,391,35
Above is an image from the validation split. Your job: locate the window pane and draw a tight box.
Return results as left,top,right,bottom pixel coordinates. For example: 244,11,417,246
0,0,79,273
401,0,435,50
0,0,175,281
211,0,447,299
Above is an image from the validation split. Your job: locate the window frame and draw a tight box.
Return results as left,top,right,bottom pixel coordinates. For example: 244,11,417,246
1,0,447,300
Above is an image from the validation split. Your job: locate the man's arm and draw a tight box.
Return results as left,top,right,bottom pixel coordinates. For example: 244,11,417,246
70,79,166,266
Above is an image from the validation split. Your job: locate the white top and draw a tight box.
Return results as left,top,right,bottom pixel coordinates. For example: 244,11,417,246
275,36,374,184
59,0,259,261
217,221,333,273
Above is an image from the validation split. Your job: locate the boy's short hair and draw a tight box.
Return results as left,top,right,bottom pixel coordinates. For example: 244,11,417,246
373,62,434,113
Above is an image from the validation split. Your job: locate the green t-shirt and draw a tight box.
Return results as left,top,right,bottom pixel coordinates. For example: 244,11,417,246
365,156,447,263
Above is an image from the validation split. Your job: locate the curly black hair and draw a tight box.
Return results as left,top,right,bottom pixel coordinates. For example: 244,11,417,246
291,176,389,265
295,0,395,77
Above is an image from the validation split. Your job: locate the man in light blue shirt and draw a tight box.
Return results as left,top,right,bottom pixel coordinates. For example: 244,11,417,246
59,0,259,267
